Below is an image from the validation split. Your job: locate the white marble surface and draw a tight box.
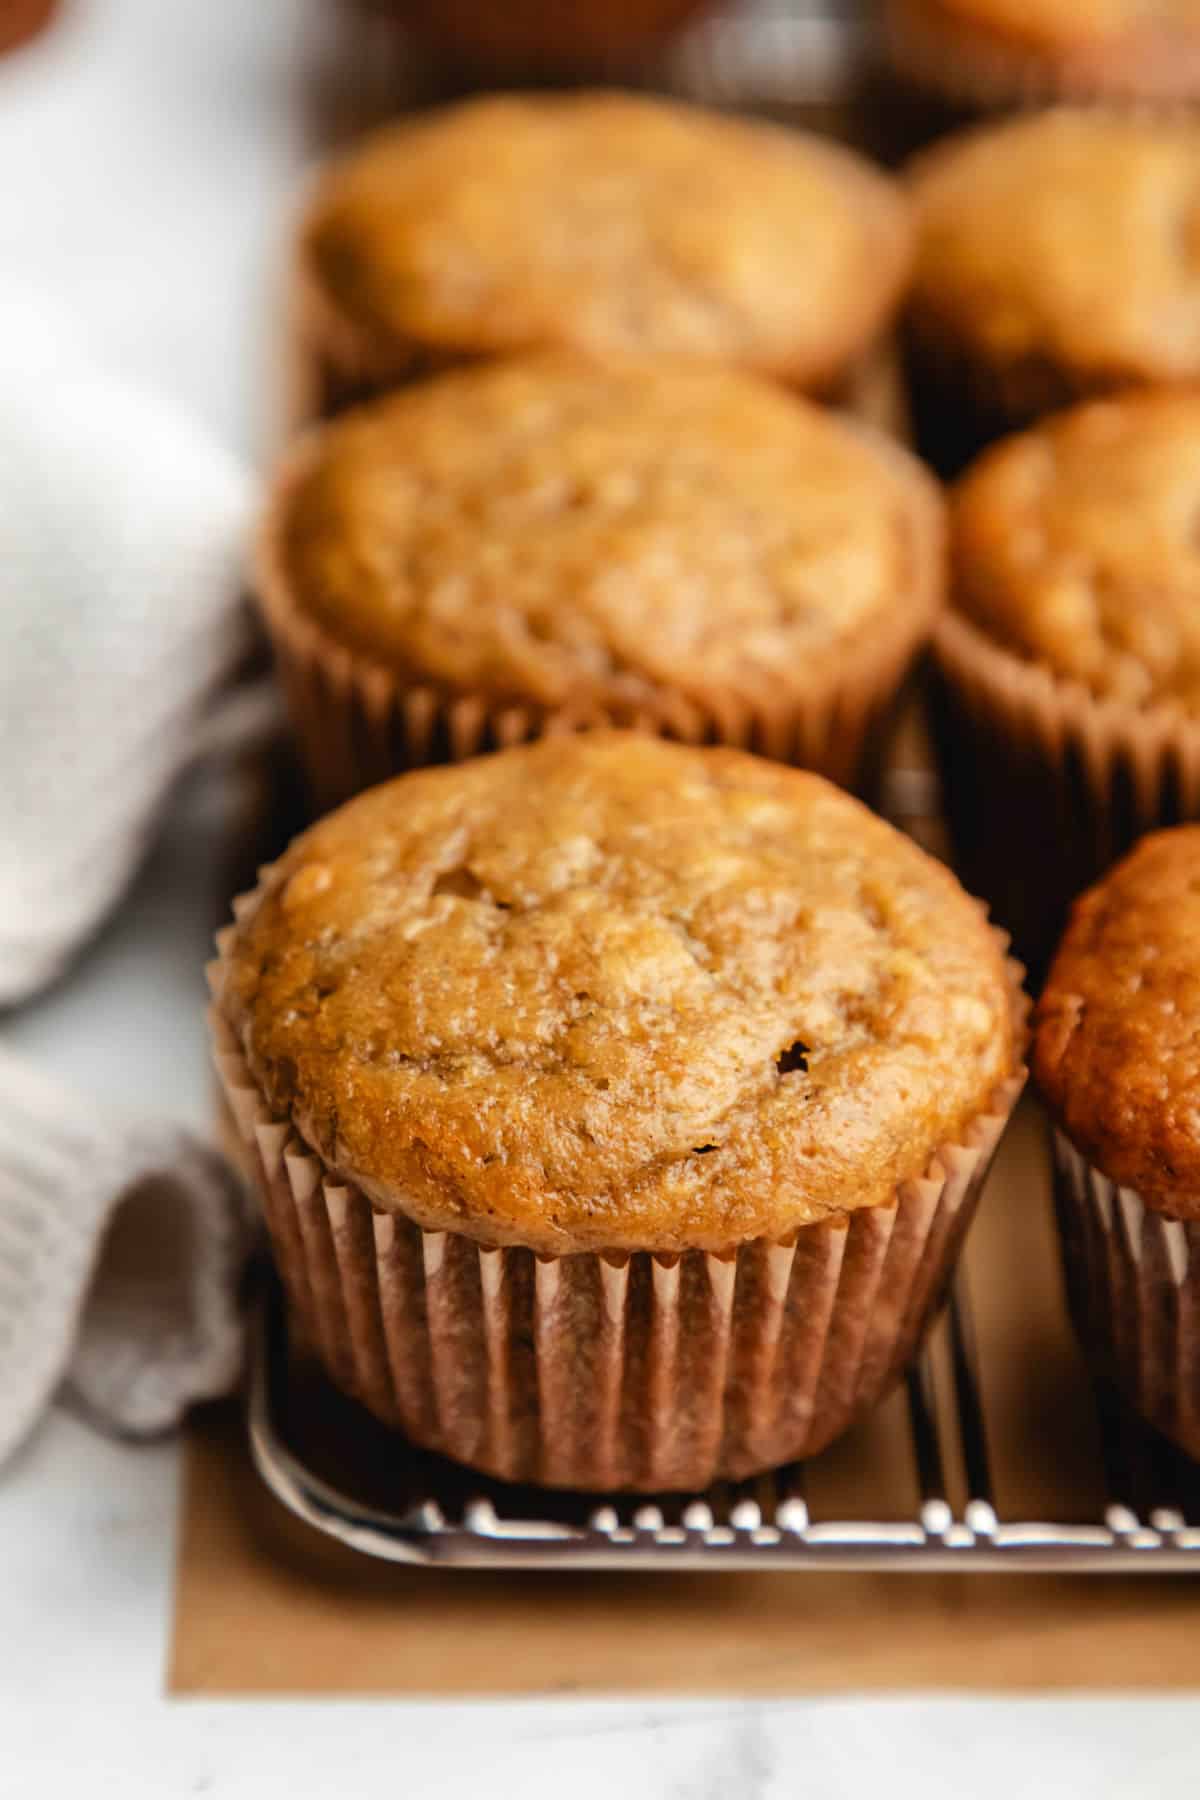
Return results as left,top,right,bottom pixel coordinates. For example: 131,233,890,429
3,3,1200,1793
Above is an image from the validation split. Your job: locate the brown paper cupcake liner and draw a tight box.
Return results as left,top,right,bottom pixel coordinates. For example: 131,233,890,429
903,312,1088,477
208,948,1026,1492
1052,1131,1200,1461
930,609,1200,985
255,431,933,813
284,244,475,434
885,0,1200,112
837,334,913,445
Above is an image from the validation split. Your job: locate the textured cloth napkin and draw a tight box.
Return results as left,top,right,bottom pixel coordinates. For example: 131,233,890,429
0,1047,249,1464
0,285,257,1465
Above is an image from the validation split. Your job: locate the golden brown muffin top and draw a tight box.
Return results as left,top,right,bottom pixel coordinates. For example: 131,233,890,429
1036,827,1200,1213
300,92,912,389
219,735,1018,1254
910,111,1200,390
266,354,944,714
951,390,1200,711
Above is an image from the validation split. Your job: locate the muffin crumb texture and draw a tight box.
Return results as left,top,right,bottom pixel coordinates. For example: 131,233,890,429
222,735,1015,1253
303,91,912,388
1036,826,1200,1210
952,389,1200,711
275,355,943,712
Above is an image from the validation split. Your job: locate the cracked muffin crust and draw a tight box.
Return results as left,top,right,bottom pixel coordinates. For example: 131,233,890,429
220,734,1018,1255
1036,827,1200,1213
909,111,1200,447
295,91,913,403
266,353,944,718
951,390,1200,712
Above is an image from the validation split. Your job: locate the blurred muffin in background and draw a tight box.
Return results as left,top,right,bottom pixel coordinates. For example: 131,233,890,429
0,0,57,56
1036,828,1200,1461
257,353,944,809
907,110,1200,472
388,0,711,72
211,732,1024,1491
931,387,1200,980
290,90,913,421
885,0,1200,109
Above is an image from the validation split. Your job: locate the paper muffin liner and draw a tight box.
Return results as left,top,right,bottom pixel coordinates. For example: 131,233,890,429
838,334,913,445
903,312,1089,478
208,947,1026,1492
930,609,1200,985
283,245,470,434
255,430,935,814
884,0,1200,112
1052,1131,1200,1461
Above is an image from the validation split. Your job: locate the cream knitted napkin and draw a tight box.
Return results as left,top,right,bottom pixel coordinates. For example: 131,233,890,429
0,285,257,1465
0,1046,250,1463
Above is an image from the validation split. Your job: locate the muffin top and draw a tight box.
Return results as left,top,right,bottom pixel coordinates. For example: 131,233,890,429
300,92,912,390
910,111,1200,390
220,735,1018,1255
1036,828,1200,1212
951,390,1200,711
266,354,943,715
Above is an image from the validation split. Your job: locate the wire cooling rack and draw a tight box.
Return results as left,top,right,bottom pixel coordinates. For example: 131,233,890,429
248,1275,1200,1573
336,0,931,164
244,1,1200,1575
646,0,873,106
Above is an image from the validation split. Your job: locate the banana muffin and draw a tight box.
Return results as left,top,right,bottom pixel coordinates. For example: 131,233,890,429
259,353,945,808
932,388,1200,979
0,0,57,56
290,90,913,419
211,733,1025,1490
1036,828,1200,1459
386,0,709,71
908,110,1200,470
887,0,1200,108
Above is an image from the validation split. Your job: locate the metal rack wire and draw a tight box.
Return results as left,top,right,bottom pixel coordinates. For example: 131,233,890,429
244,0,1200,1577
248,1278,1200,1572
647,0,873,107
